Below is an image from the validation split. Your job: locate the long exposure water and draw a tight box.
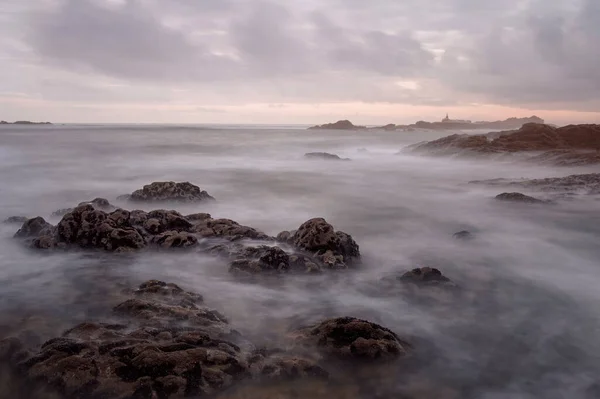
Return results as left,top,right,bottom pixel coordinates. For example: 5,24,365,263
1,124,599,398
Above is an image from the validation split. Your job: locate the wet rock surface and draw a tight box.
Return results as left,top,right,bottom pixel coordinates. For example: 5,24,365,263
0,281,411,399
280,218,360,269
290,317,412,361
398,267,456,288
128,182,216,203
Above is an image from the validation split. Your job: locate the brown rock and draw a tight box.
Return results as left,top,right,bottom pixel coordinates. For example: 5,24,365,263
129,181,215,203
291,317,411,361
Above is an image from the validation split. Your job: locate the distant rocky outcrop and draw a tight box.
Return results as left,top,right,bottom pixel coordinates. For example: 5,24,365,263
405,123,600,166
308,120,366,130
0,120,52,125
304,152,350,161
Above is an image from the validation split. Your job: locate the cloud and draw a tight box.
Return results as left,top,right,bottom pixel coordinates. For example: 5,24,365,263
0,0,598,121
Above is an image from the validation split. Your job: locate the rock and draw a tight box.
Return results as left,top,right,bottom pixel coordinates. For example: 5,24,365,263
52,197,116,217
144,210,194,234
129,181,215,203
14,217,54,238
495,192,546,204
453,230,473,240
185,213,212,222
229,246,290,276
308,120,366,130
55,205,146,251
150,231,198,249
290,317,411,361
193,218,269,241
399,267,455,288
290,218,360,269
249,352,329,380
304,152,350,161
11,281,250,398
407,123,600,166
3,216,28,224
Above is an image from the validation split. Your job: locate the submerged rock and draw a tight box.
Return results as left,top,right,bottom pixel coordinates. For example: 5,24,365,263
129,181,215,203
495,192,546,204
193,218,269,241
453,230,474,240
399,267,456,288
304,152,350,161
290,317,412,361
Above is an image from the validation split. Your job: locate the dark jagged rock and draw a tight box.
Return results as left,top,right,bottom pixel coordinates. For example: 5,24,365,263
308,120,366,130
193,218,269,241
129,182,215,203
229,246,290,276
304,152,350,161
495,192,546,204
284,218,360,269
399,267,456,288
14,217,53,238
150,231,198,249
55,205,146,251
290,317,411,361
3,216,29,224
4,281,249,398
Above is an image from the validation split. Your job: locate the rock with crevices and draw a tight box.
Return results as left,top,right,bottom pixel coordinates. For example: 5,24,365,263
129,182,215,203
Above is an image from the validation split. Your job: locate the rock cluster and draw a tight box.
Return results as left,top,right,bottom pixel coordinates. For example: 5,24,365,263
13,201,361,278
407,123,600,166
0,281,412,398
470,173,600,195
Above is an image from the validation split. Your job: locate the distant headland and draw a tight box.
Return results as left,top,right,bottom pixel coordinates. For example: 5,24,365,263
308,115,545,131
0,120,52,125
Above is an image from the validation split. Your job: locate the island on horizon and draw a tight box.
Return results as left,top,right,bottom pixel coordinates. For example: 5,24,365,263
308,115,545,131
0,120,52,125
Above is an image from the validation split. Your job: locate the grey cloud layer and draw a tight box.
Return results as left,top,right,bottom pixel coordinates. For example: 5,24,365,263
10,0,600,108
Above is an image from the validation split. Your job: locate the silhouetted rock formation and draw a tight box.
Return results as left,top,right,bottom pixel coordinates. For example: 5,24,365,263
304,152,350,161
0,121,52,125
406,123,600,166
308,120,366,130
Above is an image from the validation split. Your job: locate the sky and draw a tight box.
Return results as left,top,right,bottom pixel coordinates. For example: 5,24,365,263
0,0,599,125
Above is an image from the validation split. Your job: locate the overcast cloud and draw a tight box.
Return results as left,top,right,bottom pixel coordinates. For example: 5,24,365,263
0,0,599,123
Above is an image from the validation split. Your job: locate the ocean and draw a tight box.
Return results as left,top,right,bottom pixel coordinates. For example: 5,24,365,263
1,124,599,398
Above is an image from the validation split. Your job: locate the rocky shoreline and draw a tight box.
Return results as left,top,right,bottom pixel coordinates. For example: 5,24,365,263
404,123,600,166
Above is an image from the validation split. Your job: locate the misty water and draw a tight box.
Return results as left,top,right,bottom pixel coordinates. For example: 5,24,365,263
1,124,600,398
